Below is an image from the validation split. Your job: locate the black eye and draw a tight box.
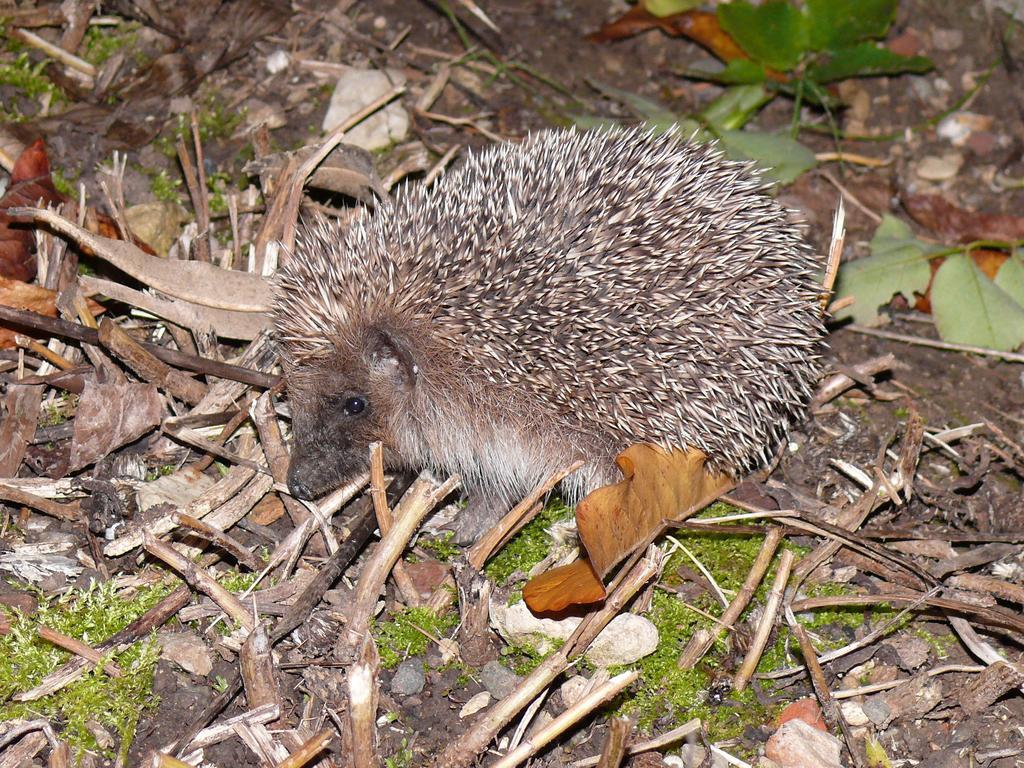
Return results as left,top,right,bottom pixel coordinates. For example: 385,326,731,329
343,396,366,416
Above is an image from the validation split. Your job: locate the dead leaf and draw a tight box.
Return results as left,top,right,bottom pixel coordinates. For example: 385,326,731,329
904,194,1024,244
589,7,749,65
0,384,43,477
0,276,105,349
0,139,63,281
524,444,733,612
68,379,164,471
522,558,606,614
911,248,1008,314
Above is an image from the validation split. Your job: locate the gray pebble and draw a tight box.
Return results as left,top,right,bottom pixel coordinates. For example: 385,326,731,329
862,698,891,726
390,658,426,696
480,661,520,699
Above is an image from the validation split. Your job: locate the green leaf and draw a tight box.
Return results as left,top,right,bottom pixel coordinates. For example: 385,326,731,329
699,84,771,131
645,0,702,18
807,43,933,83
682,58,768,85
994,252,1024,306
805,0,897,50
931,254,1024,351
717,0,808,72
715,129,816,184
832,216,938,324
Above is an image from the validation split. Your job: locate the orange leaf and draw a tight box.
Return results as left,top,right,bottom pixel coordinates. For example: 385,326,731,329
522,558,606,614
0,277,104,350
523,444,735,612
578,444,734,579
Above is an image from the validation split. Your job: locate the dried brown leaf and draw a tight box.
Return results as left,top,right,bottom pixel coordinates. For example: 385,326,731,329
68,379,164,471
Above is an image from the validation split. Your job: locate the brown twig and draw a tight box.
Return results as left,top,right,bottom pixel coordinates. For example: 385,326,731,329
0,304,278,388
368,442,421,607
678,526,784,669
467,460,583,570
37,626,121,677
734,549,793,691
143,530,256,632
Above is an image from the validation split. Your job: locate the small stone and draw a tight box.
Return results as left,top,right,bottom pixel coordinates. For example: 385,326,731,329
585,613,659,667
839,700,869,727
765,719,842,768
321,66,409,151
480,661,520,699
777,697,827,731
460,690,491,718
862,698,891,726
390,658,425,696
559,675,590,708
931,28,963,51
266,50,290,74
916,153,963,182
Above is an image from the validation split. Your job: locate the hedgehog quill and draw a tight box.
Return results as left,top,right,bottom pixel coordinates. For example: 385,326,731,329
273,128,826,539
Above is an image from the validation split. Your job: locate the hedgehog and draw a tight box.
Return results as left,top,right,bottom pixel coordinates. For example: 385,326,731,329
273,127,825,540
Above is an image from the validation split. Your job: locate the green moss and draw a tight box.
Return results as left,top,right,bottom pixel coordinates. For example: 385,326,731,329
154,95,247,158
51,166,80,198
620,589,776,738
373,606,459,669
40,395,76,427
216,568,261,593
82,22,139,66
0,52,64,120
914,627,956,659
0,579,172,761
143,464,176,482
418,532,458,563
149,169,184,206
485,499,575,585
384,738,414,768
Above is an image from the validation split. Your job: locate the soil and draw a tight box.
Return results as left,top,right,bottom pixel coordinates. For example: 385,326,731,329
2,0,1023,767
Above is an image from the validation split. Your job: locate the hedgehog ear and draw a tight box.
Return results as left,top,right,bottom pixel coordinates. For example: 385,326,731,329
366,327,418,390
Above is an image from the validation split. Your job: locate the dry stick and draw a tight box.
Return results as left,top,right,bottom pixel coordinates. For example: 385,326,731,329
734,549,794,691
789,619,862,768
847,324,1024,364
173,513,264,571
37,626,121,677
811,353,897,410
0,483,81,522
347,635,380,768
820,199,845,313
273,728,333,768
176,134,209,263
14,334,75,370
9,27,96,77
168,506,381,757
467,460,584,570
677,527,784,669
491,673,639,768
97,317,207,404
571,719,703,768
0,304,278,388
368,442,421,607
433,548,664,768
240,624,283,728
190,111,213,263
143,530,256,632
596,716,631,768
279,86,406,253
344,472,462,648
250,392,322,543
16,587,191,702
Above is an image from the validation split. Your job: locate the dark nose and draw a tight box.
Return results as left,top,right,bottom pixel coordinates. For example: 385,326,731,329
287,461,318,500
